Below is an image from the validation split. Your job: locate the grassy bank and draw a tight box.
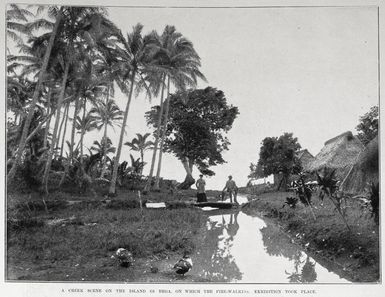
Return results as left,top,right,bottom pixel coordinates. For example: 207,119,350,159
7,190,207,281
242,191,379,282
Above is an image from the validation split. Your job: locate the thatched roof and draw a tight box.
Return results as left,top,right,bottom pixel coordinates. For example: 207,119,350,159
340,135,378,194
306,131,364,180
296,149,315,170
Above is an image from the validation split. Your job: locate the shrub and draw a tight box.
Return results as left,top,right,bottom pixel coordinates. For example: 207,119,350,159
368,182,379,225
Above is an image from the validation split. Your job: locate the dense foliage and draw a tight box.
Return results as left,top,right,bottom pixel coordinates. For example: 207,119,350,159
250,132,302,185
146,87,239,188
356,105,378,146
6,5,205,194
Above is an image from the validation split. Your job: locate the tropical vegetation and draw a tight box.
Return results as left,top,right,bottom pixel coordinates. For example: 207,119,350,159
145,87,239,189
6,5,216,196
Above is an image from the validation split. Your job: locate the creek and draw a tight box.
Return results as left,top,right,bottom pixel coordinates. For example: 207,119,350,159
189,194,349,283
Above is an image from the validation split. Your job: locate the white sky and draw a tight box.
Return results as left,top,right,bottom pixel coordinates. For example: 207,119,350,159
94,6,378,190
7,5,379,190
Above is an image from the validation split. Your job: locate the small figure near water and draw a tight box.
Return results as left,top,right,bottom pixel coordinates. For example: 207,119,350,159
195,174,208,202
223,175,239,204
174,254,193,276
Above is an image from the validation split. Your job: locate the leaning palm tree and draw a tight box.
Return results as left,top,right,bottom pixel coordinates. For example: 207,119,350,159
58,14,120,186
40,7,109,192
7,6,63,181
144,25,206,191
8,6,107,182
41,46,71,192
124,133,154,173
108,24,156,195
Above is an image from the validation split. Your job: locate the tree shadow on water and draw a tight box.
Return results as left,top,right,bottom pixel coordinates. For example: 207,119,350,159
260,223,317,283
194,212,242,282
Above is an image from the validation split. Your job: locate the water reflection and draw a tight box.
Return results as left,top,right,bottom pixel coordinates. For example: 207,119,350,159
194,210,242,282
260,223,318,283
193,198,348,283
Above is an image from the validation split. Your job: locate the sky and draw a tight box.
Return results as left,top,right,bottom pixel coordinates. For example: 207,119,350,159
91,6,378,190
8,5,379,190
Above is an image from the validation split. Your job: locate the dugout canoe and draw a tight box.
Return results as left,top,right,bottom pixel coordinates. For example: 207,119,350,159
193,202,237,209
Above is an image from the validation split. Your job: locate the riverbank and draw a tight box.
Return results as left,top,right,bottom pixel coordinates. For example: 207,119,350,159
6,189,214,281
241,191,379,282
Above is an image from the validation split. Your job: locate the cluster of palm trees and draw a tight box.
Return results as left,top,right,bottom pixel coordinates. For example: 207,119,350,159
6,5,206,195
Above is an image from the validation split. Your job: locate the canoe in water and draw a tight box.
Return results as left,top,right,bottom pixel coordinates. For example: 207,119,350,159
194,202,237,209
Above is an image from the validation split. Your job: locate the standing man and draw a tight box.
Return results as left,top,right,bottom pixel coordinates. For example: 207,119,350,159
223,175,238,204
195,174,207,202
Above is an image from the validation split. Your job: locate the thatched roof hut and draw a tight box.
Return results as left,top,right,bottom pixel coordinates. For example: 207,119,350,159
306,131,364,180
296,149,315,171
340,135,378,194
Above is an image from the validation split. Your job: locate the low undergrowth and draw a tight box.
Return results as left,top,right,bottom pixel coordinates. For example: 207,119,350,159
7,198,205,280
243,191,379,282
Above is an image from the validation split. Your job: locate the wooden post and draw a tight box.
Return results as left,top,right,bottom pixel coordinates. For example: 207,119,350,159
138,190,144,222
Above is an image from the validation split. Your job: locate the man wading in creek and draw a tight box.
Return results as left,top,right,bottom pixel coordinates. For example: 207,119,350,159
195,174,208,202
223,175,239,204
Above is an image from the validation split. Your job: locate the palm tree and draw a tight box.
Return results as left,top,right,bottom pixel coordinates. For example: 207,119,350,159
144,25,206,191
6,75,31,125
90,99,123,177
65,12,121,163
8,6,107,181
41,54,70,192
108,24,156,195
91,137,116,156
90,137,116,177
75,110,98,158
57,13,120,185
6,4,33,46
56,101,69,157
7,6,63,181
40,6,109,192
124,132,154,173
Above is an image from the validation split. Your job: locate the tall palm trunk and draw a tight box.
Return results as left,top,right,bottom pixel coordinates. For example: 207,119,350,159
140,150,144,175
43,88,52,149
42,61,70,193
59,102,70,158
143,74,166,192
80,99,87,160
109,70,136,195
100,85,110,178
8,11,62,181
154,76,171,190
23,108,55,146
56,102,68,156
69,91,81,162
99,123,109,178
59,91,81,188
